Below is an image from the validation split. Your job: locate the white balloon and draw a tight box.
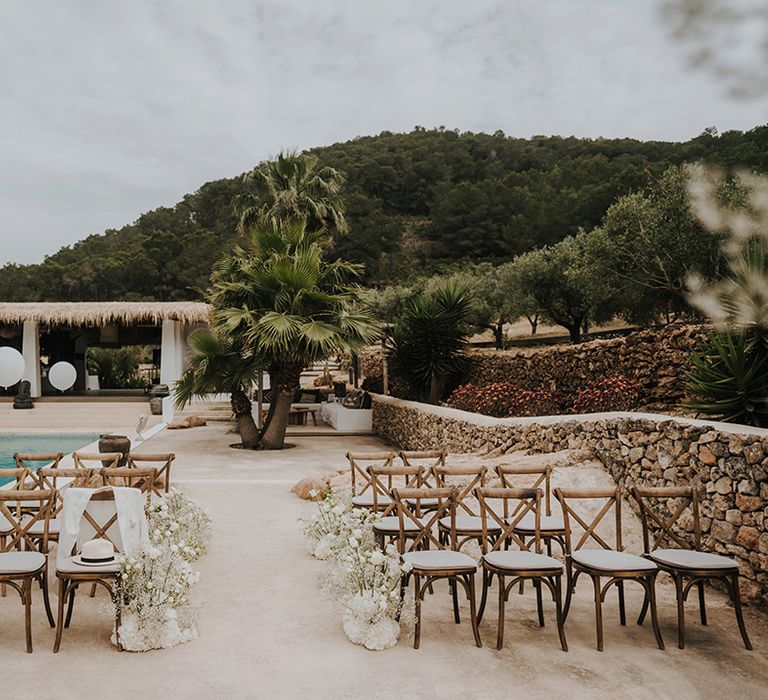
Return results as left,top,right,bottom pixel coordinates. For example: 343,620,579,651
0,346,25,388
49,361,77,391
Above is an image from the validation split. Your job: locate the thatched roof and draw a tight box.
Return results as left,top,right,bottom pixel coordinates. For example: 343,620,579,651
0,302,211,327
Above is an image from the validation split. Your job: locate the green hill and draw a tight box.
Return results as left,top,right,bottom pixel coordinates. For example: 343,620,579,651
2,125,768,302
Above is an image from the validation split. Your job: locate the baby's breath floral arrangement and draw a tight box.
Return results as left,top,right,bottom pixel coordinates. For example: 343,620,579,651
114,489,212,652
302,488,413,651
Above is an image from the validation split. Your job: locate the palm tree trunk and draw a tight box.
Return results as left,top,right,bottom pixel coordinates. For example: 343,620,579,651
230,389,259,449
258,362,303,450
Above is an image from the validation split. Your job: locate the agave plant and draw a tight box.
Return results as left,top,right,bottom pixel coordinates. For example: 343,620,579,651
174,330,263,448
210,218,380,449
386,281,473,403
683,330,768,428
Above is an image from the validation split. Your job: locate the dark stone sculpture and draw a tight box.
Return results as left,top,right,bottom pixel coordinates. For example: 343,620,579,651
13,380,33,409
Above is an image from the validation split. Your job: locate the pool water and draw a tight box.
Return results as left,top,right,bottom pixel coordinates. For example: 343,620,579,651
0,433,100,483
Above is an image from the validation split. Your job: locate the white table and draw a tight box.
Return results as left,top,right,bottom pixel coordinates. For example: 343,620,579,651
320,403,373,431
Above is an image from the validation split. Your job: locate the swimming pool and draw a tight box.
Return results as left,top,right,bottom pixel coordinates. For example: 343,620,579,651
0,432,100,481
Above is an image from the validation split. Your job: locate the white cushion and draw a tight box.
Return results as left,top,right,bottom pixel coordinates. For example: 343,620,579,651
0,551,46,574
484,550,563,571
373,516,422,533
513,513,565,532
651,548,737,571
351,492,391,508
26,519,61,536
402,550,476,571
438,515,501,533
404,497,440,508
56,556,121,575
572,550,657,572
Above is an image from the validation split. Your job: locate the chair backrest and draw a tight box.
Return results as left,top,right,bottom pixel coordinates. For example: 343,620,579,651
127,453,175,493
346,451,396,496
399,450,446,487
631,486,701,552
102,467,159,498
496,464,554,516
0,489,55,552
432,466,487,516
475,486,542,554
14,452,63,486
37,468,97,517
73,452,122,470
0,467,30,490
392,486,456,553
554,487,623,554
63,489,124,555
367,465,424,516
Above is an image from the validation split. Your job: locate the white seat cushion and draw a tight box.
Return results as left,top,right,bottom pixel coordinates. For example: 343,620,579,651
405,497,440,508
351,492,391,508
26,519,61,536
373,516,422,533
438,515,501,533
572,550,657,572
56,556,121,575
651,548,737,571
513,513,565,533
484,550,563,571
0,551,46,575
402,550,476,571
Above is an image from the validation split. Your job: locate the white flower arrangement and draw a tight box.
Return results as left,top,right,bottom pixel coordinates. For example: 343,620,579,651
113,489,212,652
302,489,413,651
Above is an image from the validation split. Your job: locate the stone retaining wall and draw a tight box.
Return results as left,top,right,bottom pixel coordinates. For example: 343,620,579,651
362,324,707,408
372,395,768,605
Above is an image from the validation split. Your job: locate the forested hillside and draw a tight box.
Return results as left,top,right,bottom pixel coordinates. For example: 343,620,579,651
2,125,768,302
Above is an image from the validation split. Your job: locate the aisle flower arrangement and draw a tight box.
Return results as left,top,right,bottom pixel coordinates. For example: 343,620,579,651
302,489,412,651
114,489,212,652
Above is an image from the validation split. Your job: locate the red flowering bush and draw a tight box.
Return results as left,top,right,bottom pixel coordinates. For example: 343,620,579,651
571,375,641,413
448,382,560,418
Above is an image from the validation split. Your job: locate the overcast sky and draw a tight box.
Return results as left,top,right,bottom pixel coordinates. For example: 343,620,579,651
1,0,767,265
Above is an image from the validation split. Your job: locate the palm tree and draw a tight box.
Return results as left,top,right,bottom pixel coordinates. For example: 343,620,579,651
210,218,379,449
233,152,349,236
174,330,263,448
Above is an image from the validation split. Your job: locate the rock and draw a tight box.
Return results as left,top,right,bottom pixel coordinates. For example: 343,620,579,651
710,519,737,544
743,442,764,464
698,447,717,465
725,509,742,526
714,477,732,494
736,526,760,549
735,493,763,513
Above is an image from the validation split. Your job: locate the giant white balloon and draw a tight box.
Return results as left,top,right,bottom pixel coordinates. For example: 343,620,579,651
0,347,25,388
49,361,77,391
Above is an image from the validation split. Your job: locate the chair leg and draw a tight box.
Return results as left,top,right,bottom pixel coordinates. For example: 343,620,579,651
23,577,33,653
617,580,626,626
65,584,77,628
562,561,575,622
554,575,568,652
89,582,97,598
591,575,604,651
413,574,422,649
535,579,545,627
673,572,686,649
637,591,649,626
450,578,461,624
728,573,753,651
478,569,491,624
697,581,707,625
467,573,482,648
54,579,66,653
647,574,665,650
40,571,55,628
497,574,506,650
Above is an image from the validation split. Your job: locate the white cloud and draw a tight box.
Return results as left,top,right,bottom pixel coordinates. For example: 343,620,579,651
0,0,766,264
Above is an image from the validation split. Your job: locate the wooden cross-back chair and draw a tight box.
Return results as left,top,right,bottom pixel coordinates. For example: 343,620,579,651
14,453,63,487
0,489,56,652
54,489,126,653
432,466,497,550
367,465,425,548
632,486,751,650
399,450,446,487
127,453,175,493
496,464,565,555
102,467,159,499
474,487,567,651
392,486,482,649
72,452,122,470
346,451,396,508
25,468,97,549
555,487,664,651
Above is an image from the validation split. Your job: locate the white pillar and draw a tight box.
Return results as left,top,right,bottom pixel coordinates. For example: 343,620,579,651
21,319,41,398
160,319,180,387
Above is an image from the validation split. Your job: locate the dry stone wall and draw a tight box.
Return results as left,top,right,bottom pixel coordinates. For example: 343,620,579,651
372,396,768,606
361,324,707,408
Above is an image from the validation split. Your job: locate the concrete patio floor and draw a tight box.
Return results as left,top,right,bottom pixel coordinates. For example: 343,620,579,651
1,419,767,699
